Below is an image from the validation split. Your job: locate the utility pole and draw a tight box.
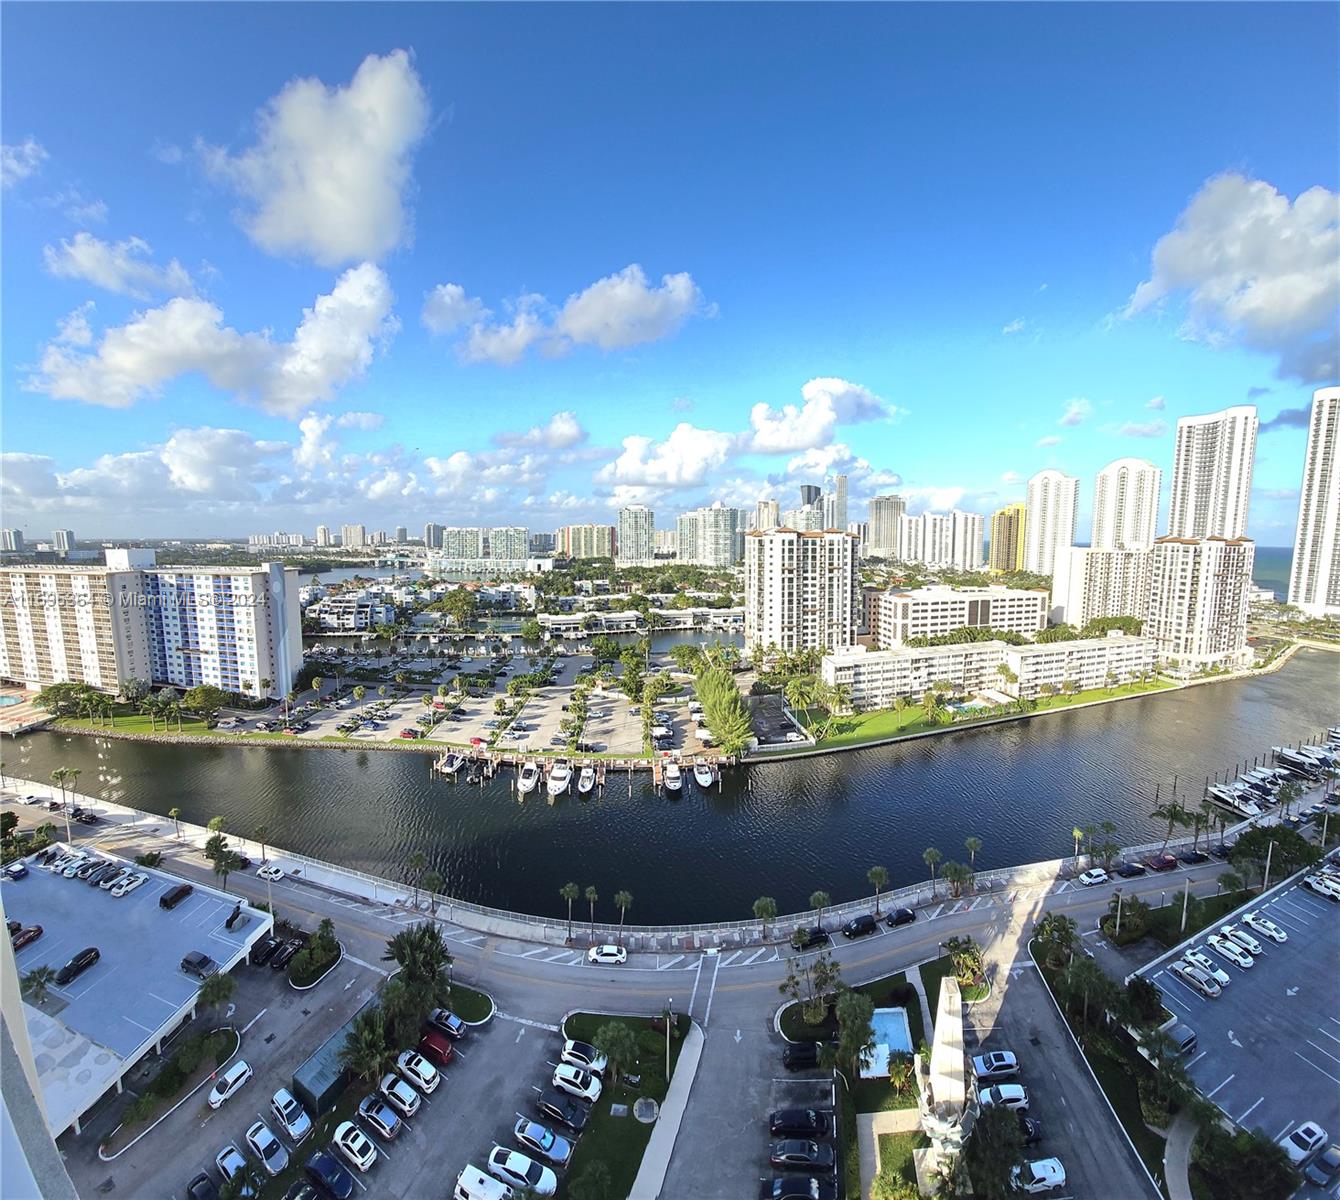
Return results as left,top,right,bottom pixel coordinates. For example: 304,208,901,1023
1180,878,1192,933
1114,891,1125,938
1263,840,1275,892
666,998,673,1080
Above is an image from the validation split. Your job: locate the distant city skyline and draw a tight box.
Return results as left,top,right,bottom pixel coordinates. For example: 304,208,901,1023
2,5,1336,543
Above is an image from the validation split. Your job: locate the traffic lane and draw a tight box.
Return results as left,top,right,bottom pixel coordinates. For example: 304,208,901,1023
969,964,1156,1200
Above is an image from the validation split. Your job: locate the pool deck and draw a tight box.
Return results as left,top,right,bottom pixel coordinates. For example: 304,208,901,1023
860,1006,914,1079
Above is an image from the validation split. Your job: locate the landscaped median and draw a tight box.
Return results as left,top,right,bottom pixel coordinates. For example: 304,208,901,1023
448,980,494,1024
560,1010,691,1200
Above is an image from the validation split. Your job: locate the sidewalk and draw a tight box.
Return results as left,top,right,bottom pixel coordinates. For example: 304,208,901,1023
629,1021,704,1200
858,1108,922,1200
1164,1108,1197,1200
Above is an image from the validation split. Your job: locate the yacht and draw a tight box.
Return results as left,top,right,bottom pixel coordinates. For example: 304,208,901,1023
517,762,540,795
663,762,683,793
693,760,715,789
438,752,465,777
547,761,573,797
1207,784,1261,817
577,765,596,796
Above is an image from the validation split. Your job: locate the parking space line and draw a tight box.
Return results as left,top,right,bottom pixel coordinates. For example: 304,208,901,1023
659,954,684,970
1185,1050,1208,1069
1238,1096,1264,1122
742,948,768,966
519,947,547,959
1204,1073,1234,1098
1275,1120,1294,1141
1317,1028,1340,1047
720,950,742,967
1296,1054,1340,1084
1305,1040,1340,1066
542,951,574,963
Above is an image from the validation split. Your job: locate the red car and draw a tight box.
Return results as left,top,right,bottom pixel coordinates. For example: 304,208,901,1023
11,925,43,950
417,1028,454,1069
1145,853,1179,872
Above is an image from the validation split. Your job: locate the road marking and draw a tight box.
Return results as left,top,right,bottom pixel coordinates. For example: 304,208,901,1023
542,950,575,963
720,951,742,967
342,953,389,977
701,950,723,1028
1301,1055,1340,1085
1205,1073,1234,1098
659,954,685,970
495,1012,560,1033
1056,881,1072,894
1161,989,1191,1013
1237,1096,1264,1122
1276,1120,1295,1141
742,948,768,966
241,1008,268,1035
687,957,703,1015
123,1015,155,1034
1316,1028,1340,1047
928,904,944,919
1185,1051,1208,1069
969,897,984,911
1305,1040,1340,1066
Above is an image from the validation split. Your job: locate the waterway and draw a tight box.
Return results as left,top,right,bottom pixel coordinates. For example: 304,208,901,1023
11,650,1335,924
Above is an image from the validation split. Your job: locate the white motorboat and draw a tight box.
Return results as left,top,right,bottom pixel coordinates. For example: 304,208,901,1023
693,761,715,789
438,752,465,776
663,762,683,792
577,765,596,796
517,762,540,795
547,761,572,797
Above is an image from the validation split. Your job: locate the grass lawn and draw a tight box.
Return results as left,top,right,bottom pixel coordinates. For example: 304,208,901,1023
561,1012,690,1200
780,971,926,1049
449,981,494,1023
56,710,211,736
878,1130,928,1190
919,955,988,1012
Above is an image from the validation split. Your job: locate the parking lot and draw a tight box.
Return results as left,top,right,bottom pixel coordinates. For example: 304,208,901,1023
1143,864,1340,1186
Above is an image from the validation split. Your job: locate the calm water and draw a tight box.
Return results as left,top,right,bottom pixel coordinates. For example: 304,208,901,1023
1253,545,1292,600
12,651,1335,924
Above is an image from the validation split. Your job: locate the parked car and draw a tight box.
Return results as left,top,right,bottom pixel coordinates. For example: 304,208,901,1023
759,1176,837,1200
1177,849,1209,865
378,1072,421,1119
1169,961,1222,999
1010,1157,1066,1194
768,1140,836,1171
428,1008,468,1039
1077,868,1109,887
512,1119,572,1168
1303,873,1340,901
971,1051,1020,1082
979,1084,1029,1111
214,1145,257,1199
272,1088,314,1143
841,914,878,939
768,1108,828,1137
1115,862,1147,878
782,1041,828,1071
185,1170,220,1200
535,1090,590,1133
560,1039,607,1076
552,1063,602,1102
1219,924,1263,956
790,926,828,950
487,1146,558,1196
160,882,194,909
110,871,148,897
397,1049,440,1094
257,864,285,881
305,1150,356,1200
887,908,917,927
1206,934,1253,969
2,861,28,881
586,943,627,965
417,1027,455,1069
1182,948,1231,988
1145,853,1179,872
99,867,132,891
270,939,304,970
1018,1116,1043,1146
11,924,43,950
55,946,100,985
246,1120,290,1177
251,935,282,966
181,951,218,979
332,1122,378,1173
207,1060,253,1109
357,1095,402,1141
1304,1143,1340,1188
1280,1121,1328,1166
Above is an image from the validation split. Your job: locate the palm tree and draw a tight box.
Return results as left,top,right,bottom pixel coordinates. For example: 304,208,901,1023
421,870,444,917
753,896,777,940
965,836,982,875
339,1007,395,1084
923,846,942,896
378,685,388,700
591,1021,641,1084
241,679,253,698
1034,912,1078,967
560,882,580,941
197,972,237,1020
49,767,68,808
941,861,972,898
213,848,241,893
614,890,633,942
1152,796,1192,853
1072,825,1085,866
168,806,181,839
310,676,323,700
22,966,57,1005
892,695,909,729
259,678,272,699
407,851,428,906
867,865,889,916
809,890,831,929
254,825,270,863
353,686,366,705
584,886,599,938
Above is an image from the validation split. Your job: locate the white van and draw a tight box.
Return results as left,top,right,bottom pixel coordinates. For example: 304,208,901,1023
454,1165,514,1200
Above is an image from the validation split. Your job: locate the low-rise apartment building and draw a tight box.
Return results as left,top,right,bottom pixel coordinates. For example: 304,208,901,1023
821,642,1008,709
1003,632,1156,698
865,585,1048,647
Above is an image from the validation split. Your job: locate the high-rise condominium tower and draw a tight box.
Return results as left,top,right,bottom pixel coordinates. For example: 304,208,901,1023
989,503,1027,572
1288,387,1340,617
1023,470,1079,576
1092,458,1162,551
744,528,857,652
1168,405,1258,539
867,494,907,557
340,524,367,549
616,505,655,562
755,499,780,531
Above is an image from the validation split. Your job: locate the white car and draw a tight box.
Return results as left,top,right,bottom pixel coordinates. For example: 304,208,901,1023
99,867,133,890
1207,934,1254,969
1280,1121,1328,1166
1011,1157,1066,1194
245,1120,289,1177
1219,924,1263,956
111,872,148,897
586,944,627,966
1183,948,1231,988
257,863,285,882
271,1087,312,1143
396,1050,440,1094
552,1063,602,1103
1169,961,1221,999
487,1145,558,1196
61,855,91,878
979,1084,1029,1111
207,1060,253,1109
379,1071,421,1118
784,731,806,743
214,1144,255,1195
1303,874,1340,901
333,1121,378,1173
561,1039,608,1077
1240,911,1287,943
1077,867,1109,887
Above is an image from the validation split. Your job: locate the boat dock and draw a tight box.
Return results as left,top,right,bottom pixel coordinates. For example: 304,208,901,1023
433,747,735,797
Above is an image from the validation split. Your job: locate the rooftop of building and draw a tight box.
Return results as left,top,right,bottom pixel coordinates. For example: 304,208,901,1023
870,584,1050,598
745,527,856,538
1153,535,1255,546
5,847,270,1134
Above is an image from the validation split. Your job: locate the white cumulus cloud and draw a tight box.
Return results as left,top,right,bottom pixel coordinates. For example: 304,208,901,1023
1125,173,1340,382
749,377,894,453
553,264,707,350
597,422,739,490
493,411,587,449
421,283,486,334
201,50,430,267
43,233,194,299
1001,317,1026,335
1146,394,1166,410
1036,435,1062,448
1058,397,1092,427
2,138,47,188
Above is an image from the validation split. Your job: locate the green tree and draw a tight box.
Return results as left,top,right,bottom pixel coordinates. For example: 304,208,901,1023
253,824,270,862
960,1103,1026,1200
519,618,543,642
832,988,876,1079
868,865,889,916
569,1161,613,1200
591,1021,641,1084
753,895,778,940
809,890,830,927
168,806,182,839
584,885,599,937
941,860,972,898
213,848,243,893
1034,912,1078,968
560,881,580,941
407,850,428,905
923,846,942,897
207,815,226,834
1124,975,1166,1028
22,965,57,1005
339,1006,395,1084
613,890,633,941
1230,825,1319,884
1151,795,1192,853
421,870,444,917
197,971,237,1019
965,835,983,874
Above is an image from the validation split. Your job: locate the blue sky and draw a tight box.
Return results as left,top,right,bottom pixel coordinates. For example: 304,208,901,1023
3,3,1337,543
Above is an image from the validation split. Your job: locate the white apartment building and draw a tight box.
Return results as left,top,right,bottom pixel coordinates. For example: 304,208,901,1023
616,505,655,563
53,529,76,553
423,522,444,550
867,494,907,557
654,528,679,555
744,528,858,652
310,594,397,632
1168,405,1258,539
1145,536,1254,671
1092,457,1162,551
0,551,301,697
315,525,332,547
895,510,984,570
340,523,367,549
3,529,26,552
1288,387,1340,617
782,504,825,532
865,585,1048,647
1024,469,1079,577
1050,547,1152,628
487,526,530,560
755,499,780,531
558,524,616,559
821,641,1006,709
950,510,985,570
677,503,744,566
442,527,483,557
1004,632,1156,698
247,531,306,548
821,473,849,531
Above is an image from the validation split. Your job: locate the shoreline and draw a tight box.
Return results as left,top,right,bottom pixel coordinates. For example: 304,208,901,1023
31,641,1310,767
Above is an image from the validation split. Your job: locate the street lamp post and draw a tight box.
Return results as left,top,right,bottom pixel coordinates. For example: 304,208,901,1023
666,998,673,1080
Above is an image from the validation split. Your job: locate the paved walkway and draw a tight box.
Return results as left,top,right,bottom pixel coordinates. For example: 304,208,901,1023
858,1108,922,1199
630,1021,704,1200
906,961,935,1044
1164,1107,1198,1200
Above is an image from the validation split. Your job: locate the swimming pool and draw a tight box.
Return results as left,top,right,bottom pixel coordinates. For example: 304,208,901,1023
860,1006,914,1078
0,695,21,708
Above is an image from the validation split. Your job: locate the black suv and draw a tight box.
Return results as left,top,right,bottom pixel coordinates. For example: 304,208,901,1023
160,882,194,910
768,1107,827,1137
251,935,281,966
886,908,916,927
55,946,100,985
782,1041,832,1071
790,926,828,951
536,1090,590,1132
841,914,877,939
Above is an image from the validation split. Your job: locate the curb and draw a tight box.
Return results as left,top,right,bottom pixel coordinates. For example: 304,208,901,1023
288,941,345,991
455,984,497,1027
98,1026,242,1162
